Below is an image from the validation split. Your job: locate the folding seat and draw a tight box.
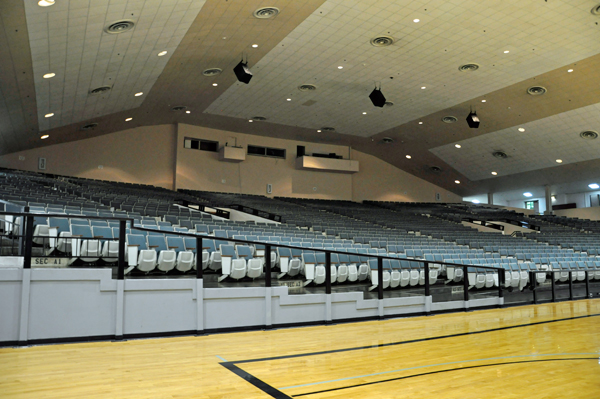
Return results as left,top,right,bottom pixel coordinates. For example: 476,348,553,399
445,261,464,283
315,252,336,285
92,226,118,263
147,235,176,272
166,236,194,272
389,259,401,288
367,258,390,290
71,224,101,262
467,267,486,290
332,253,348,283
32,215,51,249
125,234,157,273
238,245,263,279
195,224,210,235
301,252,317,285
183,237,206,270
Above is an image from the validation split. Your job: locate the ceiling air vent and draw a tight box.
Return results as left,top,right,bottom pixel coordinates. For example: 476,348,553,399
370,36,394,47
321,127,336,132
580,130,598,140
429,166,442,173
89,86,112,95
172,106,187,111
442,116,458,123
253,7,279,19
252,116,267,121
80,123,98,131
591,4,600,15
104,20,135,34
202,68,222,76
492,151,508,159
458,63,479,72
298,84,317,92
381,137,394,144
527,86,547,96
384,101,394,107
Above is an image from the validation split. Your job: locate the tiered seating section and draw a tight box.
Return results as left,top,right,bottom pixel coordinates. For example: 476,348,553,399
1,168,600,294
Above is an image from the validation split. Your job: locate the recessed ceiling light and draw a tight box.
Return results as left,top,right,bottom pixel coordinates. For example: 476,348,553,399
481,99,486,103
455,144,461,148
555,159,563,163
158,51,168,56
43,73,55,79
212,83,218,86
413,18,420,23
362,112,367,115
249,119,253,122
186,111,191,114
472,200,480,204
503,50,510,54
418,121,423,125
567,69,573,73
251,44,258,48
421,86,426,89
518,127,525,132
454,180,460,184
40,134,50,139
406,155,411,159
38,0,55,6
44,113,54,118
317,130,321,132
286,98,291,101
523,192,533,197
337,66,343,69
589,183,600,189
491,171,498,175
125,118,132,121
134,92,143,97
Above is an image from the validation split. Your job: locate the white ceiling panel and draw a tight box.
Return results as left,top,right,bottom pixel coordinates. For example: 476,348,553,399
205,0,600,137
25,0,207,131
430,103,600,181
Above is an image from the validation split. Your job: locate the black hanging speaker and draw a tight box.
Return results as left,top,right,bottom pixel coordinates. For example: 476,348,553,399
369,88,386,107
234,61,253,84
466,110,480,128
297,145,305,157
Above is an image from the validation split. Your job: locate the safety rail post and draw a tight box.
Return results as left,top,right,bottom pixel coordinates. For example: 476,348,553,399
325,251,331,295
531,271,537,304
23,212,34,269
117,220,126,280
498,267,504,300
568,272,573,300
585,271,590,298
196,237,203,279
265,244,272,288
424,262,430,297
377,257,384,301
551,272,556,302
462,266,469,306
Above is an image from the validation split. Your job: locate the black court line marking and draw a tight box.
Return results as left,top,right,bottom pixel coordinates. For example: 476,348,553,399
221,362,292,399
290,358,599,397
232,312,600,365
221,311,600,398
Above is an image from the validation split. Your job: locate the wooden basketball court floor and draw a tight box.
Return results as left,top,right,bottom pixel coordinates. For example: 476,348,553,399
1,300,599,398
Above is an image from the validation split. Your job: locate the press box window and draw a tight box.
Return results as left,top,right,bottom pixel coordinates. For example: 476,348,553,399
184,138,218,152
247,145,285,159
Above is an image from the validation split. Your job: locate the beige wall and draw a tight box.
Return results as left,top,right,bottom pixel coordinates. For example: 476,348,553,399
0,125,177,189
0,122,461,203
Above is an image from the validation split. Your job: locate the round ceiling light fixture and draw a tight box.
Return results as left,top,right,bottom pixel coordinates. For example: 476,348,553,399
458,63,479,72
370,36,395,47
298,84,317,92
40,134,50,139
591,3,600,15
580,130,598,140
104,20,136,34
527,86,547,96
202,68,222,76
43,73,55,79
321,127,336,132
492,151,508,159
253,7,280,19
38,0,55,6
252,116,267,121
172,106,187,111
381,137,394,144
80,123,99,131
89,86,112,95
429,166,442,173
384,101,394,107
442,116,458,123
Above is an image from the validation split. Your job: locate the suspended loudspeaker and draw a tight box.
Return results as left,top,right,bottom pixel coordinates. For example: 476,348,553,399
234,61,253,84
466,110,480,128
369,88,386,107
